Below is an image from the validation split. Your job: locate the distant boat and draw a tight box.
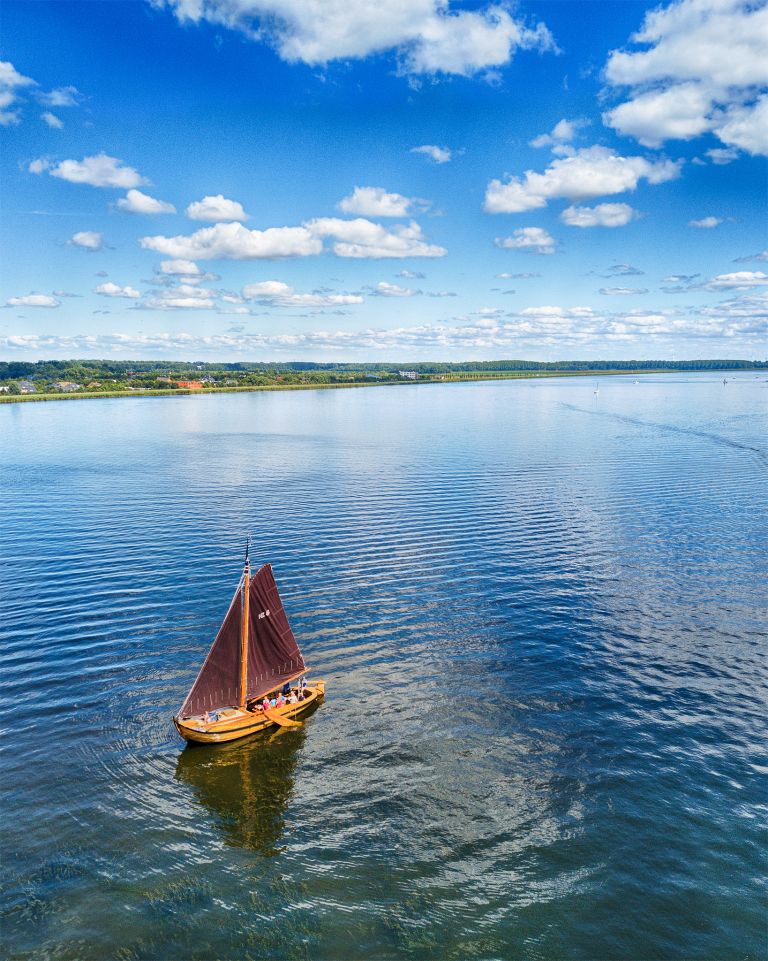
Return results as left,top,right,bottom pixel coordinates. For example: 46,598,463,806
174,548,324,745
593,382,599,395
723,378,728,385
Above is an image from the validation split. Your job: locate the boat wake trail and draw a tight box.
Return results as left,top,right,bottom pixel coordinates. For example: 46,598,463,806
560,403,768,465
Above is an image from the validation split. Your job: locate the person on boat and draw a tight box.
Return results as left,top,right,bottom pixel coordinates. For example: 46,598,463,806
297,687,305,702
299,676,308,693
288,690,298,704
261,697,270,712
275,692,285,708
202,710,211,724
282,681,292,696
269,695,277,708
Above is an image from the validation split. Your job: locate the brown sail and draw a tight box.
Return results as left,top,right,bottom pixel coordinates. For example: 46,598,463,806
245,564,305,701
178,584,243,719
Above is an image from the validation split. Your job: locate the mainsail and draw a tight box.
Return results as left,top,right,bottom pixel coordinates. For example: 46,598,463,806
246,564,305,701
178,583,243,718
177,563,305,718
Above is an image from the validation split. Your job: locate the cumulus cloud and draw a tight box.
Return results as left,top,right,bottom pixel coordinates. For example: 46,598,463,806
705,147,739,165
186,194,249,222
372,281,420,297
411,144,453,164
160,1,554,77
242,280,364,307
117,189,176,215
141,222,322,260
70,231,103,251
144,283,217,309
561,202,637,228
495,227,556,254
38,85,81,107
0,60,36,125
33,153,146,188
95,282,141,299
339,186,415,217
704,271,768,290
4,291,766,355
41,111,63,129
6,293,61,308
484,146,681,213
307,217,447,258
603,0,768,155
689,216,722,228
159,259,201,275
529,118,583,148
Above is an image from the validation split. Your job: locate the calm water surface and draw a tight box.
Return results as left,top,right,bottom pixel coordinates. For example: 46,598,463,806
1,374,766,961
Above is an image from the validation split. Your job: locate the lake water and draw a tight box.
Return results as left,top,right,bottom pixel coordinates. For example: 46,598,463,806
1,373,766,961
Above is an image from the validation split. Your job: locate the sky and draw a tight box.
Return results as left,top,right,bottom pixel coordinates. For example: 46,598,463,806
1,0,767,361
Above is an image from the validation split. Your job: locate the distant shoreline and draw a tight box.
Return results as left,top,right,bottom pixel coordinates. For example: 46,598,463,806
0,367,757,404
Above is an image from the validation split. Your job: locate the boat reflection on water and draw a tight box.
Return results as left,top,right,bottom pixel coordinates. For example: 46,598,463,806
174,703,319,856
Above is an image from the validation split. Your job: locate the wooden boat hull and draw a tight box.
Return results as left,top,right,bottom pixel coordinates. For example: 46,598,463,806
174,681,325,745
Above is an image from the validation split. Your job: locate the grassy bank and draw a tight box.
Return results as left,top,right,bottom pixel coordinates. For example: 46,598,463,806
0,366,747,404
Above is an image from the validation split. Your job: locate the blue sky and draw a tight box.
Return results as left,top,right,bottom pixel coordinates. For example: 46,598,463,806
1,0,766,360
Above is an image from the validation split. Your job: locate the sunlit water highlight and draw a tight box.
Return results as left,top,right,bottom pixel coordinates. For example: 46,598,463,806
1,373,766,960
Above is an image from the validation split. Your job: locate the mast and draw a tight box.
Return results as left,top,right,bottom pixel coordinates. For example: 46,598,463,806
239,541,250,709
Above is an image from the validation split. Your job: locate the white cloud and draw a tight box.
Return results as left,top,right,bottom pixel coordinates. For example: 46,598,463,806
603,0,768,156
4,292,766,355
733,250,768,263
242,280,364,307
484,146,681,213
142,215,447,261
530,118,581,148
141,222,322,260
398,269,426,279
561,203,637,228
704,271,768,290
117,189,176,215
95,282,141,299
689,216,722,228
307,217,447,258
497,271,540,279
373,281,420,297
599,287,649,295
339,186,414,217
603,82,713,148
411,144,452,163
495,227,556,255
161,1,554,77
715,94,768,156
70,231,104,251
0,60,35,126
144,283,217,309
41,111,63,129
185,194,249,221
160,259,201,275
6,294,61,307
38,86,81,107
42,154,146,188
706,147,739,165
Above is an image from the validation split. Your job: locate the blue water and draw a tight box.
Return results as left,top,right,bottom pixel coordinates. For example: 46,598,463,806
1,373,766,960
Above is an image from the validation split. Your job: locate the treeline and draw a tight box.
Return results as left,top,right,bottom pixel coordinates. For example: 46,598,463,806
1,357,765,383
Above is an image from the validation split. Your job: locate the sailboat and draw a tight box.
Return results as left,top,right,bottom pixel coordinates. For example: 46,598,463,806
174,549,324,745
